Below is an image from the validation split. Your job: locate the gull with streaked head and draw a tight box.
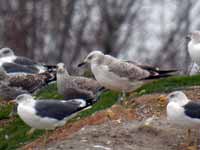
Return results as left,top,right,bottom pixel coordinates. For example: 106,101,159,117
57,62,103,100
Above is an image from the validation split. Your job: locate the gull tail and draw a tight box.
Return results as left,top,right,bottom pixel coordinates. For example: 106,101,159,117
43,71,57,84
142,67,178,80
43,64,57,72
139,65,177,74
85,87,108,105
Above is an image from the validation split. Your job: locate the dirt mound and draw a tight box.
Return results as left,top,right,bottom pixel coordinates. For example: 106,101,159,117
23,105,136,150
23,87,200,150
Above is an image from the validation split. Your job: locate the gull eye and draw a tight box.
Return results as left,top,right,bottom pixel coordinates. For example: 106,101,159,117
87,55,93,60
3,50,10,54
169,94,175,98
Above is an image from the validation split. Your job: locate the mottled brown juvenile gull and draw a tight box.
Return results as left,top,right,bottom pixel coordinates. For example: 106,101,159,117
0,47,56,75
78,50,176,99
8,71,56,93
57,63,103,100
0,83,28,101
0,67,56,100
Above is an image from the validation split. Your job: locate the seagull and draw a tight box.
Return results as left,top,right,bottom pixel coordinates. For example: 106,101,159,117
12,94,95,146
78,50,176,100
166,91,200,147
14,94,93,129
0,83,28,101
0,67,56,95
0,67,27,100
0,47,56,75
57,63,104,100
187,31,200,73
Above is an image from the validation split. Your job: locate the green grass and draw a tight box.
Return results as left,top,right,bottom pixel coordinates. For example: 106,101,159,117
72,91,119,121
34,83,64,99
0,117,43,150
0,104,13,120
136,74,200,95
0,83,62,150
2,74,200,150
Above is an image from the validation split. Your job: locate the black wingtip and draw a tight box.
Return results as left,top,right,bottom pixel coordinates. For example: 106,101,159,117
142,73,173,80
43,64,57,72
142,68,178,80
77,62,86,67
155,69,178,74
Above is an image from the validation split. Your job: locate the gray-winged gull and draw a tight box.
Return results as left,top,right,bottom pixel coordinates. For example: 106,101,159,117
0,47,56,75
78,50,176,100
11,94,95,146
166,91,200,146
57,63,104,100
14,94,93,129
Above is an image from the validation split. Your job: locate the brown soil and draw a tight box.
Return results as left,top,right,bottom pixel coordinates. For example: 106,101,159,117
23,88,200,150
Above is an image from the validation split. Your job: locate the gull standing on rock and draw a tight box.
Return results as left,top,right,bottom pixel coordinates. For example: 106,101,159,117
78,50,176,100
166,91,200,147
57,63,103,100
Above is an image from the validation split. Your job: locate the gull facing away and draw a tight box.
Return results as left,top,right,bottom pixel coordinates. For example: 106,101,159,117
166,91,200,146
78,51,176,98
57,63,103,100
0,47,56,75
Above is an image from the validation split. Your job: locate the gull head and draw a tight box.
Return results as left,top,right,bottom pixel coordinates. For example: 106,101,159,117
57,63,65,73
0,47,15,58
78,50,104,67
15,94,34,104
187,31,200,43
56,63,69,76
167,91,189,106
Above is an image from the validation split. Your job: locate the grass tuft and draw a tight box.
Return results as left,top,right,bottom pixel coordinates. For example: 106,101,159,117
0,104,13,120
1,74,200,149
0,117,43,150
136,75,200,95
72,91,119,121
34,83,64,99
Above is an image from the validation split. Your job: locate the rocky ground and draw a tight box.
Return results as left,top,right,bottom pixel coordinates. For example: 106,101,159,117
22,87,200,150
47,117,184,150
